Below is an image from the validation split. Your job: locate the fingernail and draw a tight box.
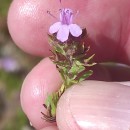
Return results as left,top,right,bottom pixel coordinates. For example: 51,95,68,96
57,81,130,130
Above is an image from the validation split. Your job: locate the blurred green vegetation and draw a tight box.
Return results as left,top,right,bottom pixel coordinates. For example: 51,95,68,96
0,0,37,130
0,70,22,94
0,0,12,17
4,108,28,130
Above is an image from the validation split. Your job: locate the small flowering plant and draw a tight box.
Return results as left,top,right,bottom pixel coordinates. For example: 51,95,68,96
42,6,96,122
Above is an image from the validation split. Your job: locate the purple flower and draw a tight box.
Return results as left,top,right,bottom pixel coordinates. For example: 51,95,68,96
49,8,82,42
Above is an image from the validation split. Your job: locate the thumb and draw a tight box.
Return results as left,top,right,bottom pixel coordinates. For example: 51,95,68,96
56,81,130,130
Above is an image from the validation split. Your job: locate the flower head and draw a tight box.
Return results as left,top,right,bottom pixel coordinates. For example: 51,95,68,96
49,8,82,42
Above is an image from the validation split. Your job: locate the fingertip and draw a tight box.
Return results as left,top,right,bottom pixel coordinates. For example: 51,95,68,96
7,0,59,56
57,81,130,130
20,58,62,129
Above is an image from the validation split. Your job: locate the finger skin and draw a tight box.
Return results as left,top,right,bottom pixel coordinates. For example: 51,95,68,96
57,81,130,130
118,81,130,86
8,0,60,56
20,58,62,129
8,0,130,64
40,126,58,130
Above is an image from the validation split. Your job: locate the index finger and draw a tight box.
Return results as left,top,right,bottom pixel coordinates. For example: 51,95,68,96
8,0,60,56
8,0,130,64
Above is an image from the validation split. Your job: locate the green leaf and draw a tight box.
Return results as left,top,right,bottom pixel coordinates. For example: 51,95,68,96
48,34,55,44
69,64,78,74
69,61,85,75
51,94,58,117
45,95,53,108
48,35,65,56
75,60,84,66
84,54,95,63
79,70,93,82
59,66,68,74
45,93,59,117
59,69,66,81
54,61,67,67
51,105,56,117
55,44,66,56
64,75,78,87
85,62,97,67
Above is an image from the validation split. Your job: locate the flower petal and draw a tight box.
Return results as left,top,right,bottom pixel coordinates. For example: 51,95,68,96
57,25,69,42
69,24,82,37
49,22,61,34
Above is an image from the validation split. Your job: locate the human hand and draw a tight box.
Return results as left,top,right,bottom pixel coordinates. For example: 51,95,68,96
8,0,130,129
